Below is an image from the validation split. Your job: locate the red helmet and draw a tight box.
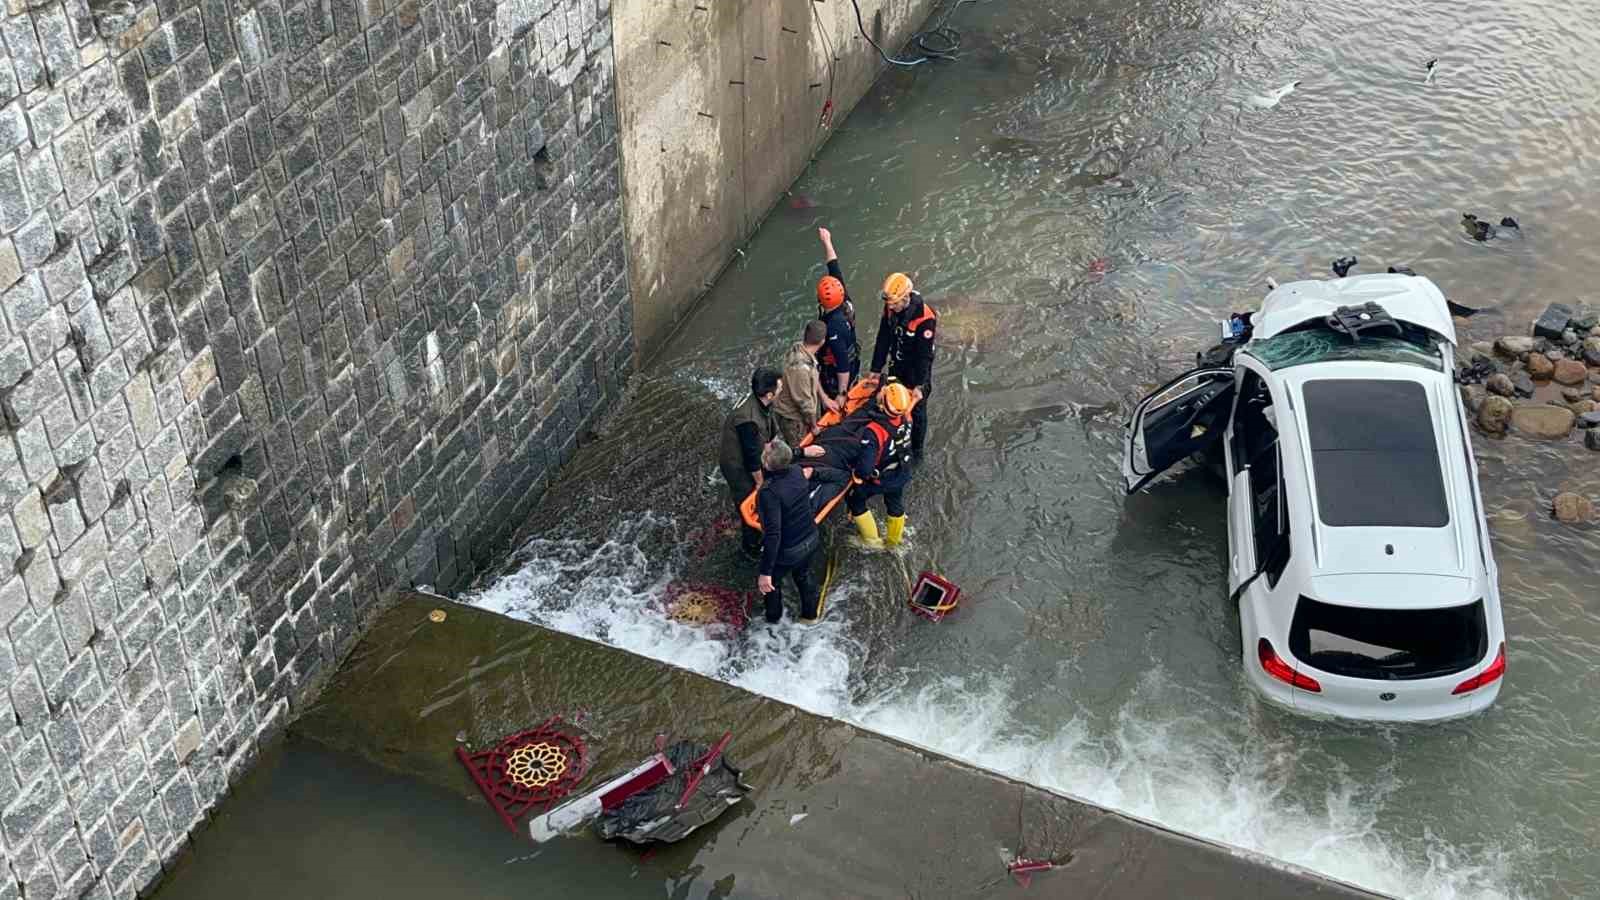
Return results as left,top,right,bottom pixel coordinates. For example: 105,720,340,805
817,276,845,311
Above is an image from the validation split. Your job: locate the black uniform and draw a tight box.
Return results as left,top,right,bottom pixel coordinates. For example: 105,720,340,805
755,466,821,623
818,259,860,398
870,292,936,460
809,408,914,518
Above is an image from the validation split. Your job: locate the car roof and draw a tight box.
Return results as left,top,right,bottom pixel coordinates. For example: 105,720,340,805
1259,359,1487,605
1252,274,1458,346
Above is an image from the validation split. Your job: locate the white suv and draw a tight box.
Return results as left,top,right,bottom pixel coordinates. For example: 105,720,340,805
1122,273,1506,722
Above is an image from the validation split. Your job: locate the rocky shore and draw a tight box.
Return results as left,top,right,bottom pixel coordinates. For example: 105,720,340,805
1456,302,1600,524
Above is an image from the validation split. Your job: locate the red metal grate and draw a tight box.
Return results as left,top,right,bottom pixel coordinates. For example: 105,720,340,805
660,581,751,634
456,718,590,832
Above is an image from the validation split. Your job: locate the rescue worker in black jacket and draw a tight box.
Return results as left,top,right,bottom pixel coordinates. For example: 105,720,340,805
755,440,822,624
867,272,935,463
718,368,782,555
814,227,859,399
799,382,916,548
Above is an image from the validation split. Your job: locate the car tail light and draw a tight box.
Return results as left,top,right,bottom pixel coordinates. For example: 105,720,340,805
1451,643,1506,695
1258,638,1321,692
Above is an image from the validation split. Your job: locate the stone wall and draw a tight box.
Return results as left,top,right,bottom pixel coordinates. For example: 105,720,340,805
0,0,630,895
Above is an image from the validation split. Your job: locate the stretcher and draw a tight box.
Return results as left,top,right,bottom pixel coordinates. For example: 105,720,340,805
739,379,917,531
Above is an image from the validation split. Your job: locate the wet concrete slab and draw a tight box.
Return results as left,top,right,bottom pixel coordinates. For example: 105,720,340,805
192,593,1381,899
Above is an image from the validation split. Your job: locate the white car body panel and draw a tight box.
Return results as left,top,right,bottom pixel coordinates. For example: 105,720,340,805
1252,273,1458,345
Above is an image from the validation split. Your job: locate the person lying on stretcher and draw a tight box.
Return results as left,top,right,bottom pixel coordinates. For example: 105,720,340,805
796,383,916,547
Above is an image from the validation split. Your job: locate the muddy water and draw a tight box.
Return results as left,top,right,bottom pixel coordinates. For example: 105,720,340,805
466,0,1600,897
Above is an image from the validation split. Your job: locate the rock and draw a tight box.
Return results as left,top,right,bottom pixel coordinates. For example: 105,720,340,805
1594,385,1600,402
1511,404,1575,439
1552,492,1594,523
1579,410,1600,429
1589,430,1600,451
1585,347,1600,368
1495,335,1536,357
1459,384,1486,412
1554,359,1589,385
1478,395,1514,433
1573,308,1600,331
1563,386,1591,403
1563,328,1581,347
1527,353,1554,379
1512,372,1537,397
1470,340,1495,358
1534,302,1576,340
1486,373,1516,397
1545,348,1566,362
1568,399,1598,416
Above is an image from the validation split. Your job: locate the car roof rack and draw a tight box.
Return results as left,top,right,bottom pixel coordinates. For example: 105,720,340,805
1323,302,1402,342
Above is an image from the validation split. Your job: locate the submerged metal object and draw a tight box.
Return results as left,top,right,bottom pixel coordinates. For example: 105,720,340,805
909,572,961,622
456,719,590,832
593,736,751,845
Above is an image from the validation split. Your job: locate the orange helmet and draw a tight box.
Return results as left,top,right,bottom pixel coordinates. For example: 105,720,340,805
881,272,913,305
817,276,845,310
878,382,913,416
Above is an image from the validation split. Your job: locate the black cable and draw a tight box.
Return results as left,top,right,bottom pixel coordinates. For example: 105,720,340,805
846,0,981,68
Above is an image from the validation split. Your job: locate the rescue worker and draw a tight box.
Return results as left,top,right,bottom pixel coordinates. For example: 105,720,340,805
867,272,935,463
771,320,839,447
800,382,915,548
815,228,860,399
755,440,822,624
718,367,783,556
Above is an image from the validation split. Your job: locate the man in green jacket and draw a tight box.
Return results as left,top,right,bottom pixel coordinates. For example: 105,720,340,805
719,367,783,555
772,320,840,447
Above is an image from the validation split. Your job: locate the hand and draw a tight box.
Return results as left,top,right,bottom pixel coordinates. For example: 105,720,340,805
863,372,881,386
801,466,814,479
912,387,924,403
758,575,774,594
818,227,831,244
753,470,764,488
803,445,825,458
822,396,841,414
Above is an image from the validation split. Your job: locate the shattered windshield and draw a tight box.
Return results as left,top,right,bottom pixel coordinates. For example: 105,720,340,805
1245,327,1445,372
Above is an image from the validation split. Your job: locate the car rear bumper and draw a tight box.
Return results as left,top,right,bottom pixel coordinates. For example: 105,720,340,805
1242,652,1502,722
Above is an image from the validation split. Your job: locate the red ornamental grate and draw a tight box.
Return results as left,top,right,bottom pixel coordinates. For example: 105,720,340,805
661,581,751,633
688,515,739,560
456,718,590,832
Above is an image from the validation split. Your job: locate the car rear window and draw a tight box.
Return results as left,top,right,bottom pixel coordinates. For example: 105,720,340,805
1289,596,1487,680
1302,379,1449,527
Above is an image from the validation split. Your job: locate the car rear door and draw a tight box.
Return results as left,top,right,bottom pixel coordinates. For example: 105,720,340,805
1122,367,1235,493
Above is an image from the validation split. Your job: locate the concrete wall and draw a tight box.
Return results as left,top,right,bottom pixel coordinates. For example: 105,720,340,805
0,0,629,896
612,0,934,360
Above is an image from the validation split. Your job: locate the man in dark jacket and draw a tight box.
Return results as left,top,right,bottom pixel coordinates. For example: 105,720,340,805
755,440,822,624
718,368,782,555
815,227,859,399
868,272,935,462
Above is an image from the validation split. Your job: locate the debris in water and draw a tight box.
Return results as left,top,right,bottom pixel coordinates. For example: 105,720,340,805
789,813,808,826
1331,255,1358,278
429,609,448,623
456,718,590,832
788,193,819,209
1086,256,1110,277
1245,80,1300,109
909,571,961,622
1008,855,1059,888
1499,216,1520,230
1425,58,1438,83
661,581,752,634
1461,213,1496,241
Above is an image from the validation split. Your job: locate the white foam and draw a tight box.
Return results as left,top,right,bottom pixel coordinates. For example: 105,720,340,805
464,518,1521,900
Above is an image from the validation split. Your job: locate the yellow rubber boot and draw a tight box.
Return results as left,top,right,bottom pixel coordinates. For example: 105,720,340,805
885,515,906,547
851,512,883,548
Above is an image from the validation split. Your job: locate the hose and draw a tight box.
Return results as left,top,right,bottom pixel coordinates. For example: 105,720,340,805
848,0,981,68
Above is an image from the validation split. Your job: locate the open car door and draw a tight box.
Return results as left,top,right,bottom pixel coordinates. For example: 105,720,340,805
1122,367,1235,494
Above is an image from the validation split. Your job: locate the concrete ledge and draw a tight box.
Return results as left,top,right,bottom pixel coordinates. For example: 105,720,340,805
287,593,1380,899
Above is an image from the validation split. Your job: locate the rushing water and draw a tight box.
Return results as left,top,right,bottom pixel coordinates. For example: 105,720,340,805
466,0,1600,896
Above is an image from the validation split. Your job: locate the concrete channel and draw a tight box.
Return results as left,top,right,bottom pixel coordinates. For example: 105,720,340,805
150,594,1381,899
